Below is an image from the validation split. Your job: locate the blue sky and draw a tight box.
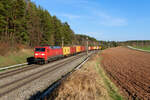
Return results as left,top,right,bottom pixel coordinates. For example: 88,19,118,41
32,0,150,41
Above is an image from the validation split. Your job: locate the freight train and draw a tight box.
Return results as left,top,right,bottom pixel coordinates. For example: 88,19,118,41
32,46,101,64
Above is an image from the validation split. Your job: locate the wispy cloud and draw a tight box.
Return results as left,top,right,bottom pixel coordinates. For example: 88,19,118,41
56,0,128,27
95,12,128,26
59,14,81,20
54,0,89,5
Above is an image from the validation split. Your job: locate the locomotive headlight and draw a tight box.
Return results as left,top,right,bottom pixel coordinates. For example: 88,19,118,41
41,53,45,56
35,53,38,55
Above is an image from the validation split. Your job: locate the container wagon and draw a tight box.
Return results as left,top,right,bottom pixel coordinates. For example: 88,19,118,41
76,46,81,53
70,46,76,55
62,47,70,56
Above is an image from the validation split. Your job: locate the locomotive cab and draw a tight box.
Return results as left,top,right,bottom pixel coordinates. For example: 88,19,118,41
34,47,48,64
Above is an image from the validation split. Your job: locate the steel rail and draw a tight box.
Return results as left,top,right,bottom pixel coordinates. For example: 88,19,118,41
0,64,39,79
0,53,86,97
0,53,84,79
36,51,97,100
37,57,90,100
0,63,28,71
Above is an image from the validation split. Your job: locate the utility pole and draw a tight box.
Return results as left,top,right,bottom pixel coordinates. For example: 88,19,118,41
62,37,64,47
86,37,88,56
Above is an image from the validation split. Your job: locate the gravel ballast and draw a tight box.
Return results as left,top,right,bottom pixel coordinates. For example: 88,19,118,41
0,52,93,100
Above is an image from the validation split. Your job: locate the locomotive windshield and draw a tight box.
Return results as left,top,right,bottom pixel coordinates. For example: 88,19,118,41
35,48,45,52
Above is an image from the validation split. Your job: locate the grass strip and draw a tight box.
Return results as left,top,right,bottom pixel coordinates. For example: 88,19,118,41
0,64,28,72
133,46,150,51
0,49,33,68
95,57,124,100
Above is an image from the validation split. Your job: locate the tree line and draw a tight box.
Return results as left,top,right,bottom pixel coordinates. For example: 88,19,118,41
118,40,150,47
99,40,150,49
0,0,99,49
1,0,148,53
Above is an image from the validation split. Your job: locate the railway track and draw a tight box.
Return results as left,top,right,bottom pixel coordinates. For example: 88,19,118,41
0,64,39,79
0,53,86,80
0,52,87,97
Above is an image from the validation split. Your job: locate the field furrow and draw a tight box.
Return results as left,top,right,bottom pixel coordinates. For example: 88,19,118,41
101,47,150,100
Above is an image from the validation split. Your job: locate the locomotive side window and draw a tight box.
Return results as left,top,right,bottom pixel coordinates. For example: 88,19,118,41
35,48,45,52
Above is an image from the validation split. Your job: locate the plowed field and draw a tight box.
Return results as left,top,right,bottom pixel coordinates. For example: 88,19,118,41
101,47,150,100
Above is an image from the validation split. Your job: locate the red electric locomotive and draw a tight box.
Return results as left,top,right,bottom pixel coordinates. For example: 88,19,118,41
34,46,63,64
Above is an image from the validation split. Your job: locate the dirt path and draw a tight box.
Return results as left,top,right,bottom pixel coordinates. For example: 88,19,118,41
101,47,150,100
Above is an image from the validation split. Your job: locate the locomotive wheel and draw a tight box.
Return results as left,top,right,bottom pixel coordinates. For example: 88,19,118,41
40,61,43,65
44,60,48,64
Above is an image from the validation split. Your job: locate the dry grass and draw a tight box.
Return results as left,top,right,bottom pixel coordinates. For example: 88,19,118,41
0,49,33,67
50,53,111,100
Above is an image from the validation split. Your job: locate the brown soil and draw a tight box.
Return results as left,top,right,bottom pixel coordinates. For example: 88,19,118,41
101,47,150,100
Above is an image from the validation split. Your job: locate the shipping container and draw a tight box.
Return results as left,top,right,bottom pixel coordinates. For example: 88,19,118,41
76,46,81,53
81,46,86,52
99,46,102,50
70,46,76,55
63,47,70,56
